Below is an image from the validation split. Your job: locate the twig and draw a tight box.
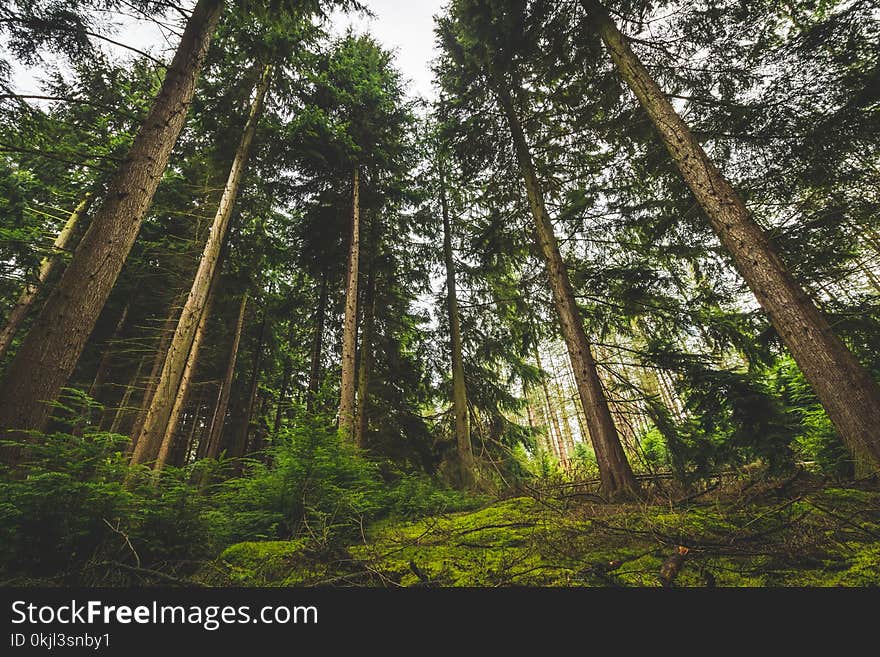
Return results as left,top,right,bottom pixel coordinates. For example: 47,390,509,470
97,561,201,587
806,501,880,541
103,518,141,568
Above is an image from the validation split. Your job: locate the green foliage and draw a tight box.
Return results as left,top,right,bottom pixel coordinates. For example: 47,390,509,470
0,421,485,584
210,420,383,546
0,431,214,584
639,428,668,468
770,357,852,478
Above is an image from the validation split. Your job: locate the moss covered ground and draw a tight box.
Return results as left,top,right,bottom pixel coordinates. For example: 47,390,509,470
203,476,880,587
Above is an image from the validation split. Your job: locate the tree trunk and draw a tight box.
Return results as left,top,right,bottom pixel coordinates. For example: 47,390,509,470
535,346,567,464
563,355,590,446
527,390,555,456
306,274,328,412
131,63,271,466
231,311,267,459
248,393,268,456
109,355,147,435
339,167,360,440
129,290,187,452
173,393,203,468
0,192,93,363
0,0,224,439
440,158,474,487
204,292,248,460
354,263,376,450
497,83,639,497
588,0,880,470
87,300,131,402
274,323,295,433
181,392,205,466
152,265,220,470
554,376,576,456
547,347,577,455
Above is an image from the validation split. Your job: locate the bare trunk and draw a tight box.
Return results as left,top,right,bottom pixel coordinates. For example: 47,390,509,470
152,265,220,470
547,348,577,455
174,393,203,468
274,324,295,433
248,393,268,455
440,159,474,486
563,355,589,445
129,290,187,451
204,292,248,460
0,0,224,439
0,193,93,363
497,83,639,497
354,264,376,450
589,0,880,469
535,346,567,463
109,355,147,435
553,377,576,456
87,301,130,401
527,390,555,456
306,274,328,411
182,392,205,466
231,311,267,459
131,63,271,466
339,167,360,440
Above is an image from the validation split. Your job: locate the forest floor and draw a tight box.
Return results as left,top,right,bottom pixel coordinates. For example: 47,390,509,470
202,473,880,587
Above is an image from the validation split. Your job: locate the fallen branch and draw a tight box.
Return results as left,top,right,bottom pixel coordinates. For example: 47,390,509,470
806,501,880,541
97,561,202,587
456,521,535,537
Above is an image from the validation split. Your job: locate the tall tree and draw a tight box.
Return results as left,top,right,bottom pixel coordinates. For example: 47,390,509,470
436,0,639,497
339,167,360,440
438,153,474,486
0,0,225,438
131,63,272,466
582,0,880,468
0,192,92,362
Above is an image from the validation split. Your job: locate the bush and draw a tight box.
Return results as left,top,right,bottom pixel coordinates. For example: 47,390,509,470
209,420,383,548
0,431,214,584
0,419,487,584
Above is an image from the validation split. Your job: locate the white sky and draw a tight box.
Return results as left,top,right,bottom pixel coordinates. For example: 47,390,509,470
7,1,446,101
332,0,447,100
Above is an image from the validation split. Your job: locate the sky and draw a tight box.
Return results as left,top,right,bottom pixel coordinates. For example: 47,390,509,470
332,0,447,100
8,1,447,101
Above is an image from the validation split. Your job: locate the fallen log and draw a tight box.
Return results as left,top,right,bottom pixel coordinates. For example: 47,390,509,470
659,546,689,587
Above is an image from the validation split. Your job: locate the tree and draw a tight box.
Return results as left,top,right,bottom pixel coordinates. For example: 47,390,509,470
131,63,272,467
0,0,225,439
436,0,639,497
438,144,474,486
582,0,880,469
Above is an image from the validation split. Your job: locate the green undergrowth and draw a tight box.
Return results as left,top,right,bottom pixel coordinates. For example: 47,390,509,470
206,481,880,587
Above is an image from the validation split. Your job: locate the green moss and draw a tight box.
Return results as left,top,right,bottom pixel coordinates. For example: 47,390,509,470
204,485,880,588
214,540,332,586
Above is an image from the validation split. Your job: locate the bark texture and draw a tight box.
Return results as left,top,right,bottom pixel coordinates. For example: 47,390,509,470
131,63,271,466
496,83,639,497
339,167,360,441
589,0,880,468
0,0,224,437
